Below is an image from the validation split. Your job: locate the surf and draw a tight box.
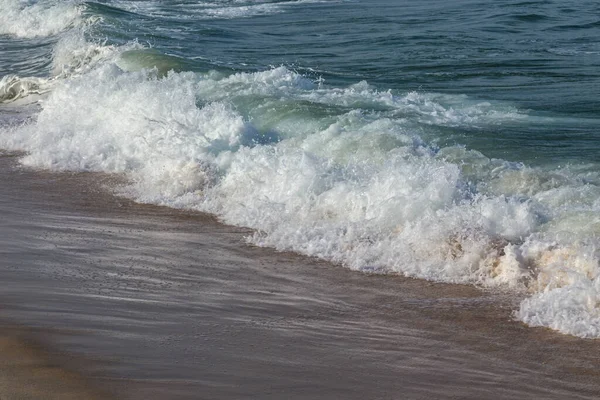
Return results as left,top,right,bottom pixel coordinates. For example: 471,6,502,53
1,0,600,339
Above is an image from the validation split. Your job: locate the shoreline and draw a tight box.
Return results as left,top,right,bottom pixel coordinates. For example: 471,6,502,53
1,153,600,399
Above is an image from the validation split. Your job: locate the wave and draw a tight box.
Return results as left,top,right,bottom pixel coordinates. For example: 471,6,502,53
1,46,600,338
0,0,83,38
0,28,136,104
109,0,339,21
0,74,50,103
1,0,600,339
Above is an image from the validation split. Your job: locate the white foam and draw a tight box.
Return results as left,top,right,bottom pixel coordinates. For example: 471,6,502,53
2,62,600,338
516,239,600,338
0,0,83,38
1,30,136,104
0,64,251,199
0,74,51,104
112,0,335,20
201,3,284,19
51,30,130,78
194,67,529,132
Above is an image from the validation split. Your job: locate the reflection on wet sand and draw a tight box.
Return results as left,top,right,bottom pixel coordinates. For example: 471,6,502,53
1,154,600,399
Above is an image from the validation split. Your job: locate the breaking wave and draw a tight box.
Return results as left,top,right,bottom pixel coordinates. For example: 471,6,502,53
2,0,600,339
0,0,83,38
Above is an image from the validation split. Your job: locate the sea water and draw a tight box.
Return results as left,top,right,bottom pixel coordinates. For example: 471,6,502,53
1,0,600,338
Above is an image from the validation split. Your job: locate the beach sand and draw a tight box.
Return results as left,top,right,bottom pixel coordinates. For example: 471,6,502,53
0,327,109,399
1,151,600,399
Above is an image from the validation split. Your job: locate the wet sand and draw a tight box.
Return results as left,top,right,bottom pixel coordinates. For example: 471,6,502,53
0,327,109,400
1,152,600,399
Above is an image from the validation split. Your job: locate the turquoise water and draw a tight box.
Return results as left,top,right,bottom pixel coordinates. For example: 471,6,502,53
2,0,600,338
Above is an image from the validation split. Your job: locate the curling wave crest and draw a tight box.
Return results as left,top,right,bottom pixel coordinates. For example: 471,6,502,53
2,50,600,338
0,30,137,104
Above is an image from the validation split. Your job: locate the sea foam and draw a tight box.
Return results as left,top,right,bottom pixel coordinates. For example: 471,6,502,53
0,74,50,103
2,41,600,338
0,21,137,104
0,0,83,38
112,0,334,21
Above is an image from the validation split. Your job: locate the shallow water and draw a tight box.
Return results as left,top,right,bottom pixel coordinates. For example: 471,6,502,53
1,0,600,337
1,154,600,399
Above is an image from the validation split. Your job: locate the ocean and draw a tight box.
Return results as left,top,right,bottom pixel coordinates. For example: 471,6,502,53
1,0,600,340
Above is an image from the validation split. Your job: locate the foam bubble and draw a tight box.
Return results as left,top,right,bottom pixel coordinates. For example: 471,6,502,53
0,64,252,199
517,239,600,338
2,62,600,338
194,67,529,131
0,0,83,38
111,0,335,20
0,74,51,104
1,30,138,104
51,30,130,78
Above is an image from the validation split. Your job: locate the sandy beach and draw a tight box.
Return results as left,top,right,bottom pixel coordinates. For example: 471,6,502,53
1,152,600,399
0,327,109,399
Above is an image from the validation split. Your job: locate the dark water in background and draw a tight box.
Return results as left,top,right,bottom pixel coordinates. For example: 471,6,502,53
2,0,600,338
3,0,600,163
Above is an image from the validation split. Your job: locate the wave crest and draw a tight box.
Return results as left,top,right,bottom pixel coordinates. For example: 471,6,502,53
2,60,600,338
0,0,83,38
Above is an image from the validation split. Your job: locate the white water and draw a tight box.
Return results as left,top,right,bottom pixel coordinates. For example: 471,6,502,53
0,0,82,38
0,26,134,104
114,0,337,20
2,10,600,338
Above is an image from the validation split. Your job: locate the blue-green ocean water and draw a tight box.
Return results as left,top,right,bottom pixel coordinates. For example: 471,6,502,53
2,0,600,337
3,0,600,163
